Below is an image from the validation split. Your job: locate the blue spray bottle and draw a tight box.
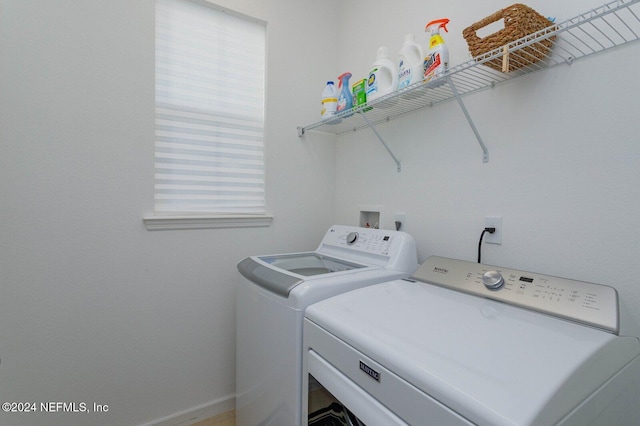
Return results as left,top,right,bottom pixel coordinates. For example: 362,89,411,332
336,72,353,116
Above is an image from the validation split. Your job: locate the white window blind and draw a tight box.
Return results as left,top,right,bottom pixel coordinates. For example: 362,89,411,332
155,0,266,214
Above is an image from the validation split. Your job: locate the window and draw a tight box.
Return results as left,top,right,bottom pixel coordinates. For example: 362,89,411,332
154,0,266,217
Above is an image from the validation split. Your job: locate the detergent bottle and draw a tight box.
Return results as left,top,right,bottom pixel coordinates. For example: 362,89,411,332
366,46,398,103
321,81,338,119
398,33,426,90
423,18,450,84
336,72,353,116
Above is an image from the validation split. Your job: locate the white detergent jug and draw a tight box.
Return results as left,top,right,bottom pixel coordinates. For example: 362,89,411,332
366,46,398,104
398,33,425,90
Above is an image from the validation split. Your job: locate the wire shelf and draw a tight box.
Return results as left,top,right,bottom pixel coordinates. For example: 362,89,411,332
298,0,640,138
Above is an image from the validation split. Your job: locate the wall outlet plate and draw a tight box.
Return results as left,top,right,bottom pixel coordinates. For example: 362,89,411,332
484,216,502,245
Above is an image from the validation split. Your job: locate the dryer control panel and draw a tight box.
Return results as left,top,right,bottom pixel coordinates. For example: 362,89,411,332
412,256,619,334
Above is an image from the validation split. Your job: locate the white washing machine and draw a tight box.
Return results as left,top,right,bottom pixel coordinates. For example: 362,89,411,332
303,256,640,426
235,225,418,426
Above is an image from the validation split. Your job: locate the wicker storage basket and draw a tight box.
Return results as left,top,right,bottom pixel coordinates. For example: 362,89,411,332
463,4,555,72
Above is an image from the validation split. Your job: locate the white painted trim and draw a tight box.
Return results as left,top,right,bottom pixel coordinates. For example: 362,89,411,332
137,394,235,426
143,214,273,230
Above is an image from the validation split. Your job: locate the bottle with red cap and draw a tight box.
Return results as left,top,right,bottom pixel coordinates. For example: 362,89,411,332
423,18,450,85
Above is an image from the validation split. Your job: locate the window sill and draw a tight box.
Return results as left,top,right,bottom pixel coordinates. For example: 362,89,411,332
143,214,273,231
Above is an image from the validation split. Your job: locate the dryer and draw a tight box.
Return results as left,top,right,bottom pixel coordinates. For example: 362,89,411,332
235,225,418,426
303,256,640,425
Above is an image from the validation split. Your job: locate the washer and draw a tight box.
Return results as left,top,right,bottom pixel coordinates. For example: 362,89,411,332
235,225,418,426
303,256,640,426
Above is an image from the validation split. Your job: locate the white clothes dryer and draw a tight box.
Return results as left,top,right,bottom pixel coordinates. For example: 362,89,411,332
235,225,418,426
303,256,640,426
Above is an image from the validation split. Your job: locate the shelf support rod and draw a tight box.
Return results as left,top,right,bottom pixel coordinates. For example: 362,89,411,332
447,75,489,163
360,112,401,172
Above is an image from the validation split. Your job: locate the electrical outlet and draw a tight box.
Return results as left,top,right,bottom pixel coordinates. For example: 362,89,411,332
484,216,502,245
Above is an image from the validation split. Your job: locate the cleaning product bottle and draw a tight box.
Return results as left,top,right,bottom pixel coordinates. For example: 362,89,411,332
423,18,450,85
352,78,372,112
321,81,338,119
352,78,367,108
336,72,353,116
366,46,398,103
398,33,426,90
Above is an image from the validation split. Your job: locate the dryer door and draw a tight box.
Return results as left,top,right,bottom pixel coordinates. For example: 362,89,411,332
308,351,407,426
304,317,475,426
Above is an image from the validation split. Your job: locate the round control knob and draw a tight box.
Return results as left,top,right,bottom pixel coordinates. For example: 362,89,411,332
346,232,359,245
482,270,505,290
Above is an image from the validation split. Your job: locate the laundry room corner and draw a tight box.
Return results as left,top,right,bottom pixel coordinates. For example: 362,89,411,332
332,0,640,338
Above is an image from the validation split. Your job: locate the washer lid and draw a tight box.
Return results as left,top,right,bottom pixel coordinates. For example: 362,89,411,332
237,253,367,297
258,253,366,276
305,280,640,426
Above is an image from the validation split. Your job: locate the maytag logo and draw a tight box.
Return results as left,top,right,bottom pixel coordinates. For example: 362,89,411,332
359,360,380,382
433,266,448,274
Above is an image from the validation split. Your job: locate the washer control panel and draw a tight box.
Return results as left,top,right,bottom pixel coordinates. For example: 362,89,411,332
412,256,619,334
327,228,395,256
315,225,417,273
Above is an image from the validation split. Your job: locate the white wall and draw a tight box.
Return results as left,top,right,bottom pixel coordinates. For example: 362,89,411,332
333,0,640,337
0,0,337,425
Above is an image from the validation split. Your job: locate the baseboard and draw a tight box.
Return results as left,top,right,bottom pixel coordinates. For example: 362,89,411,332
138,394,235,426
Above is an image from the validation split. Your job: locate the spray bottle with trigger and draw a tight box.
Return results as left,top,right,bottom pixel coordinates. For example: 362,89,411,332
336,72,353,117
423,18,450,85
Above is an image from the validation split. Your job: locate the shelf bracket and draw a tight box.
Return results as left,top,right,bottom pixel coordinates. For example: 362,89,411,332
360,112,401,172
446,75,489,163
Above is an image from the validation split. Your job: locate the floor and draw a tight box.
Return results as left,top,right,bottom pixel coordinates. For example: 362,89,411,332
194,393,332,426
191,409,235,426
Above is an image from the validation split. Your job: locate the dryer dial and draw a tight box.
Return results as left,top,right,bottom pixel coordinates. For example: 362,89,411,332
483,270,505,290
